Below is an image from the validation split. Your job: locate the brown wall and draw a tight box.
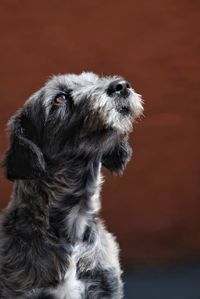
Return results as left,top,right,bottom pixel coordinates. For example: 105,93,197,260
0,0,200,266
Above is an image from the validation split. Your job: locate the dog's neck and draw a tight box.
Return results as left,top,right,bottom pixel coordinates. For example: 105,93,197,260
12,152,103,243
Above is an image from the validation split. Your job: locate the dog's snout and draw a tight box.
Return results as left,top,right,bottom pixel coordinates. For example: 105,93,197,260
107,79,131,97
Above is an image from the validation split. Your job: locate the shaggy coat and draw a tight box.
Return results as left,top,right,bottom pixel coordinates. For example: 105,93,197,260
0,72,143,299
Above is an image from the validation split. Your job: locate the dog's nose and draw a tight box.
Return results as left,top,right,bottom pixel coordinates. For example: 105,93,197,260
107,79,131,97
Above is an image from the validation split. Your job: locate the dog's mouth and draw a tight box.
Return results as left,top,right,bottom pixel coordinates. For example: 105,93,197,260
116,102,131,116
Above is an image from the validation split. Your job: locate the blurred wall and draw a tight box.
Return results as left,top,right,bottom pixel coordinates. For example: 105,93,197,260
0,0,199,266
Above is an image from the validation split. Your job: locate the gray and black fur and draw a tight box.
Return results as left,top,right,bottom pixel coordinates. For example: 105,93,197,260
0,72,143,299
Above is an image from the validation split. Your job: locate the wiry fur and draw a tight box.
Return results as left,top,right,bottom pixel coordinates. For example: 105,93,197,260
0,72,143,299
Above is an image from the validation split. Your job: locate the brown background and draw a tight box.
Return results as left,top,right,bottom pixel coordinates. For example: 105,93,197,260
0,0,199,267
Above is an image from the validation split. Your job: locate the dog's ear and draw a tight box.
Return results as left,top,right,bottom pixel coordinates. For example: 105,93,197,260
2,110,46,181
102,139,132,175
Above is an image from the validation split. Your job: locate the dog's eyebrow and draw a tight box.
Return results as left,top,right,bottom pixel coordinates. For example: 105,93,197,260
56,83,71,92
48,82,71,94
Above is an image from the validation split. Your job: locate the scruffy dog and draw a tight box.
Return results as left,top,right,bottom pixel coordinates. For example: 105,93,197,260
0,72,143,299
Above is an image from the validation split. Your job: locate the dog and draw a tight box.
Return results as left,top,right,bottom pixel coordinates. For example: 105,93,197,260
0,72,143,299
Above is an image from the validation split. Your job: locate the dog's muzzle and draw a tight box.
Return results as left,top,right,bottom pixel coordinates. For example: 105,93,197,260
107,79,132,116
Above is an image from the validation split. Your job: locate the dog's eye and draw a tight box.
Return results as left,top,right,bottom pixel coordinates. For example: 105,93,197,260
54,94,66,104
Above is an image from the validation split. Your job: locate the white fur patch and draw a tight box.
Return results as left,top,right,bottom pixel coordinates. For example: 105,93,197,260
50,255,85,299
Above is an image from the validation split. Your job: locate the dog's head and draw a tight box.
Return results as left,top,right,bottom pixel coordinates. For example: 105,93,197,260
2,72,143,180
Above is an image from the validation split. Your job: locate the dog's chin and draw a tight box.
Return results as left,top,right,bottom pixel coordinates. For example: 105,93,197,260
105,117,132,137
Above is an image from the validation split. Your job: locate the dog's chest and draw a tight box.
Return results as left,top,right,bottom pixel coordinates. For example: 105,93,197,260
50,244,87,299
